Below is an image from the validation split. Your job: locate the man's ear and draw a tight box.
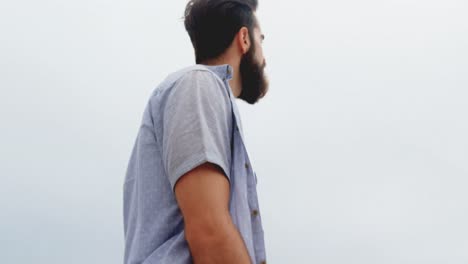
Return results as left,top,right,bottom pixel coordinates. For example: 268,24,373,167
237,27,251,55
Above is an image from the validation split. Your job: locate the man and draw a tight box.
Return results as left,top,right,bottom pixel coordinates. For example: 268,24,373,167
123,0,269,263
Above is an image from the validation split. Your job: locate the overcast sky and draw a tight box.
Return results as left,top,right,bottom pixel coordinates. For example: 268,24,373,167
1,0,467,263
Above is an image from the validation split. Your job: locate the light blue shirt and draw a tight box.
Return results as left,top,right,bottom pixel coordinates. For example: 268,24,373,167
123,64,267,264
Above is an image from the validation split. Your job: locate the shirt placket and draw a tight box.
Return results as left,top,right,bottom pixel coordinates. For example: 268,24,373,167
222,65,267,264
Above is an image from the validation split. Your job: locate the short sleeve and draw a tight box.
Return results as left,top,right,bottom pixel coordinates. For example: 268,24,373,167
162,70,233,193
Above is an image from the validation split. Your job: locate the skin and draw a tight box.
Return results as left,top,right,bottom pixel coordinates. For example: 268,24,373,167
174,15,265,264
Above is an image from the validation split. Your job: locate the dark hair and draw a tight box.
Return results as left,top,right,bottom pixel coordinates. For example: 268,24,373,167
184,0,258,64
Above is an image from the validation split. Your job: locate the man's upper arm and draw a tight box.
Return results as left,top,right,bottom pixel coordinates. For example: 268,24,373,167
174,162,252,264
174,162,231,237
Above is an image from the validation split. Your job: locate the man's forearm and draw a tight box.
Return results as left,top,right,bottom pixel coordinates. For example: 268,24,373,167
186,221,251,264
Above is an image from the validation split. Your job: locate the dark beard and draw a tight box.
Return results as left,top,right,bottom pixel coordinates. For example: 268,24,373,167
238,46,269,104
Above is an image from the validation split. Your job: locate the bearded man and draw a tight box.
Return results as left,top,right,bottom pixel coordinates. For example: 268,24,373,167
123,1,269,263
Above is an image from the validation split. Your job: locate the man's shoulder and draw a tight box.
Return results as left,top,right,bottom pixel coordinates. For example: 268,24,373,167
159,65,223,89
151,64,229,101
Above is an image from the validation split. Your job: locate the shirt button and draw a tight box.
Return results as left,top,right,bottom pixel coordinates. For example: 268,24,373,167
251,209,259,217
245,163,249,169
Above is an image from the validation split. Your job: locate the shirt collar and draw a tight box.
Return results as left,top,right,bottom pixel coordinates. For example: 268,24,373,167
199,64,233,81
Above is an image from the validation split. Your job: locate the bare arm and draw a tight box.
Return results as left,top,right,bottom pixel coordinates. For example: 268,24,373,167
174,162,251,264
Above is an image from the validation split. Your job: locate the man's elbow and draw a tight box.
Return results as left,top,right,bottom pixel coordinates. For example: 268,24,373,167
183,214,252,263
184,214,233,248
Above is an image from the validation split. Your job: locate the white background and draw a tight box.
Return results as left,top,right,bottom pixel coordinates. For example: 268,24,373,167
1,0,467,263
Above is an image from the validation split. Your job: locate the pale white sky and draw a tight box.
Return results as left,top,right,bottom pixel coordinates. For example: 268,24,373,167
1,0,467,263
